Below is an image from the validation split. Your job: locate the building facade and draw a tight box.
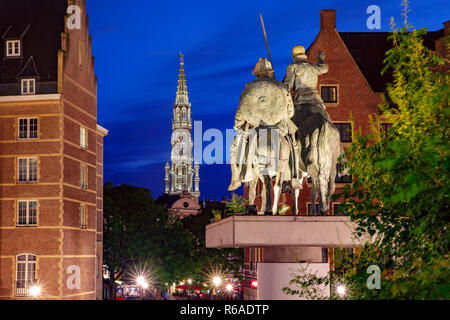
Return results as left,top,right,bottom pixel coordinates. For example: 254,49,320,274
0,0,107,300
235,10,449,300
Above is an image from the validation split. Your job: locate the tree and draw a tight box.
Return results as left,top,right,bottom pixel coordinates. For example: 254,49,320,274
181,199,244,285
103,183,202,298
284,1,449,299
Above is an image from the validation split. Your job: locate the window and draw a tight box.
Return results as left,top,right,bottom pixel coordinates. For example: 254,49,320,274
21,79,35,95
335,163,352,183
6,40,20,57
80,127,87,149
307,203,319,215
334,123,352,142
80,164,87,189
16,254,36,296
321,86,338,103
17,201,37,226
18,118,38,139
80,204,86,228
333,203,345,216
18,158,37,183
381,123,392,132
322,248,329,263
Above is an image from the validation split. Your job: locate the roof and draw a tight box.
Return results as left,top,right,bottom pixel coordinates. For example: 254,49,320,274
0,0,67,94
338,29,445,92
1,24,30,39
16,56,39,78
156,193,181,206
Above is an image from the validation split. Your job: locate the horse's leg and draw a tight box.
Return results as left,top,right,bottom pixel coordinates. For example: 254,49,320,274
272,180,281,215
318,173,330,215
248,179,257,206
292,188,300,215
262,175,272,214
272,137,291,215
328,164,337,214
310,176,320,216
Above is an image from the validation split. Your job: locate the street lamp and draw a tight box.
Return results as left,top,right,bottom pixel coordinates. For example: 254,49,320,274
187,278,192,285
28,284,41,298
213,276,222,287
336,284,346,297
136,275,149,300
226,284,233,292
136,276,146,287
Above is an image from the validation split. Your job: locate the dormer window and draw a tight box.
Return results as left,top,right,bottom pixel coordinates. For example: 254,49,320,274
6,40,20,57
21,79,35,95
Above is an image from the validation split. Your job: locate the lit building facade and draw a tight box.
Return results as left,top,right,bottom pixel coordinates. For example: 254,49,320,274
0,0,107,300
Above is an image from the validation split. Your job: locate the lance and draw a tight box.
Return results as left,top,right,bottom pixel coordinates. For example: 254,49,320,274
260,13,275,78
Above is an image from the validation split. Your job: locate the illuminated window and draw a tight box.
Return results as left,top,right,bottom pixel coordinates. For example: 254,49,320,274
17,200,37,226
321,86,337,103
6,40,20,57
80,127,87,149
18,118,38,139
18,158,37,182
21,79,35,95
80,203,86,228
16,254,36,296
334,123,352,142
80,164,87,189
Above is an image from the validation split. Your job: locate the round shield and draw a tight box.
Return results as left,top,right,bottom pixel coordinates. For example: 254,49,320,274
239,80,292,128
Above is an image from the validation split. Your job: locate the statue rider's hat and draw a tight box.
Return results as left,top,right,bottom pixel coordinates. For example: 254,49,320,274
252,57,274,77
292,45,307,60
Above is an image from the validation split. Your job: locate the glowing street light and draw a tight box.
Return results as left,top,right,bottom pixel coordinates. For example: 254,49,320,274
336,284,346,297
29,284,41,298
213,276,222,287
136,276,146,287
187,278,192,285
226,284,233,292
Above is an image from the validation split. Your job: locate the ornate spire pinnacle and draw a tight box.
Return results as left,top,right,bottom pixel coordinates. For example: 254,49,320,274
175,52,190,105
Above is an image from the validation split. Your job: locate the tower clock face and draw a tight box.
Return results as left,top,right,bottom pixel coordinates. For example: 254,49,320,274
171,129,192,165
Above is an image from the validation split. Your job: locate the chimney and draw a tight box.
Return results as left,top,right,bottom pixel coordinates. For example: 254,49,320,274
444,20,450,36
320,9,336,30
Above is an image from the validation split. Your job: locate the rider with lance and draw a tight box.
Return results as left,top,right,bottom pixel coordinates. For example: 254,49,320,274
228,57,303,192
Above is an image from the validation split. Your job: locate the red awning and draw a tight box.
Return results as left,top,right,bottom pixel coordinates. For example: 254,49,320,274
175,285,204,291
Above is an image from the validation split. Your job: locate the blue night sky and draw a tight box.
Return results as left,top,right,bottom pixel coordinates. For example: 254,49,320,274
85,0,449,200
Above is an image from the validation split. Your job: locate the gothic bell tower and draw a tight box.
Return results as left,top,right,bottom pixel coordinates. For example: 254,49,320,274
164,53,200,197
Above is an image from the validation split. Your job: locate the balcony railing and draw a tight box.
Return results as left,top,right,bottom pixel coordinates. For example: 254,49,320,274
15,280,37,297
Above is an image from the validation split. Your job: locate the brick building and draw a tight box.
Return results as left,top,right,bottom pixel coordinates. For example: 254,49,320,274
238,10,449,300
0,0,107,300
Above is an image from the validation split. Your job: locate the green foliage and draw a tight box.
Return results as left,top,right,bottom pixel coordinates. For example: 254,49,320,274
212,209,222,221
285,1,449,299
103,183,203,286
224,193,247,216
181,203,244,282
282,264,331,300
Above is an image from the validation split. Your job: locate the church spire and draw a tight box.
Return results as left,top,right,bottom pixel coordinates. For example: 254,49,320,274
175,52,190,105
